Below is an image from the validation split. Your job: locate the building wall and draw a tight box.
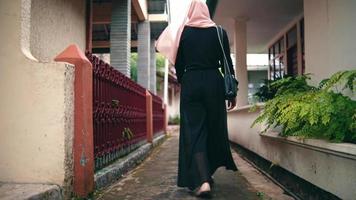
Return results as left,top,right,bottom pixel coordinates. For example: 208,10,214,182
30,0,86,62
0,0,86,187
304,0,356,85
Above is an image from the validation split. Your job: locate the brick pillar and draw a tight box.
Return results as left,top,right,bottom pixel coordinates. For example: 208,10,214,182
150,39,157,94
55,45,94,197
137,20,151,89
110,0,131,77
146,90,153,143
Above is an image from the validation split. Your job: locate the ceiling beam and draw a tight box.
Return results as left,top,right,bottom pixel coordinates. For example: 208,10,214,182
148,14,168,22
93,3,111,24
93,2,140,24
93,40,138,48
132,0,148,21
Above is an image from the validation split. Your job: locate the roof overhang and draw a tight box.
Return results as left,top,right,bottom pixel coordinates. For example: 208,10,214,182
92,0,168,53
149,14,168,22
93,1,147,24
210,0,303,53
132,0,148,21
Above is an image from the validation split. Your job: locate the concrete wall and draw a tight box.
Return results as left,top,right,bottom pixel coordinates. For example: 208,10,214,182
30,0,86,62
227,106,356,200
304,0,356,85
0,0,85,188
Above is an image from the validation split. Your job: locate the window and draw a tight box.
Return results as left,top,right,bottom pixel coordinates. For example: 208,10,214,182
269,38,285,80
268,17,304,79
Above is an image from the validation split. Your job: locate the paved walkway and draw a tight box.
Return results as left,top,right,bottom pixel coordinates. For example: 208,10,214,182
95,127,293,200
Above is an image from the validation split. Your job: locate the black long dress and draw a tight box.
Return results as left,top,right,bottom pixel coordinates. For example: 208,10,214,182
176,26,238,190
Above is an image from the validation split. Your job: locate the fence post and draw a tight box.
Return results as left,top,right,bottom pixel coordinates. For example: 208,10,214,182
54,44,94,197
163,103,168,134
146,90,153,143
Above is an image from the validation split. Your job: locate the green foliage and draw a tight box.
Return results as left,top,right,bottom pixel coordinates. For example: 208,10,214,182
130,52,167,92
319,70,356,92
156,53,165,73
130,53,138,82
168,115,180,125
271,74,316,96
252,70,356,144
256,191,265,199
254,79,280,102
254,75,316,102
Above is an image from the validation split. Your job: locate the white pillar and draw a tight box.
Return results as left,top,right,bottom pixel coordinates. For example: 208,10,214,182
234,19,249,106
150,39,157,94
163,59,169,105
137,20,151,89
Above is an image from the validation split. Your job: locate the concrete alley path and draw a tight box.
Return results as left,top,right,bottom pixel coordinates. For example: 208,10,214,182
95,126,293,200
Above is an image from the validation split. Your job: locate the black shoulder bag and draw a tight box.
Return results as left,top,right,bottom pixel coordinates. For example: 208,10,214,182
216,25,239,100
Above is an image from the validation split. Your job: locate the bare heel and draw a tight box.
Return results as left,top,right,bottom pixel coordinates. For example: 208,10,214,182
195,182,211,198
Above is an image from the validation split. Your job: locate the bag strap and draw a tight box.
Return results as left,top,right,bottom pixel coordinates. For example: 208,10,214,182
215,25,232,76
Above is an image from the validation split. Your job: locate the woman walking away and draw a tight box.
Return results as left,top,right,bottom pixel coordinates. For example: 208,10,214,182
156,0,238,197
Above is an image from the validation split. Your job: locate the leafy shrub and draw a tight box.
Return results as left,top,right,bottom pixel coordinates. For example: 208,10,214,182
254,75,315,102
252,70,356,143
254,79,280,102
319,70,356,92
169,115,180,125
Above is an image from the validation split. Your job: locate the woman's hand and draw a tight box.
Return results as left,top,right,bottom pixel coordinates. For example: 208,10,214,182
227,98,236,111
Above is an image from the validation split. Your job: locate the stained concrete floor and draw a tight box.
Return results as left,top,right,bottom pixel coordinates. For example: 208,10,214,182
95,126,293,200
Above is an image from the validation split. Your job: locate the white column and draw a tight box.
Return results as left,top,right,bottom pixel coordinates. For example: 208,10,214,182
150,39,157,94
137,20,151,89
234,19,249,106
163,59,169,105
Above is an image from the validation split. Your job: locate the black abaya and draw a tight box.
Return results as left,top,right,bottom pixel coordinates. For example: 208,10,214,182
176,26,238,190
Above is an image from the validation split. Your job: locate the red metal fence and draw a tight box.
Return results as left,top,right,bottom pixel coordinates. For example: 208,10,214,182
87,52,162,170
151,92,165,135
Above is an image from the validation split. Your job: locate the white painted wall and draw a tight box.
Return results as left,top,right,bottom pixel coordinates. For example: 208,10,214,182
304,0,356,85
0,0,85,187
30,0,86,62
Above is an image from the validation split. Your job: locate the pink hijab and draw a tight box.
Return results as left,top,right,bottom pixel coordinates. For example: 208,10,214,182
156,0,216,64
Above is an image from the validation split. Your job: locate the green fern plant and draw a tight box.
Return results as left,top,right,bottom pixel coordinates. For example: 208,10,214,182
254,78,280,102
254,75,316,102
252,70,356,143
319,70,356,92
